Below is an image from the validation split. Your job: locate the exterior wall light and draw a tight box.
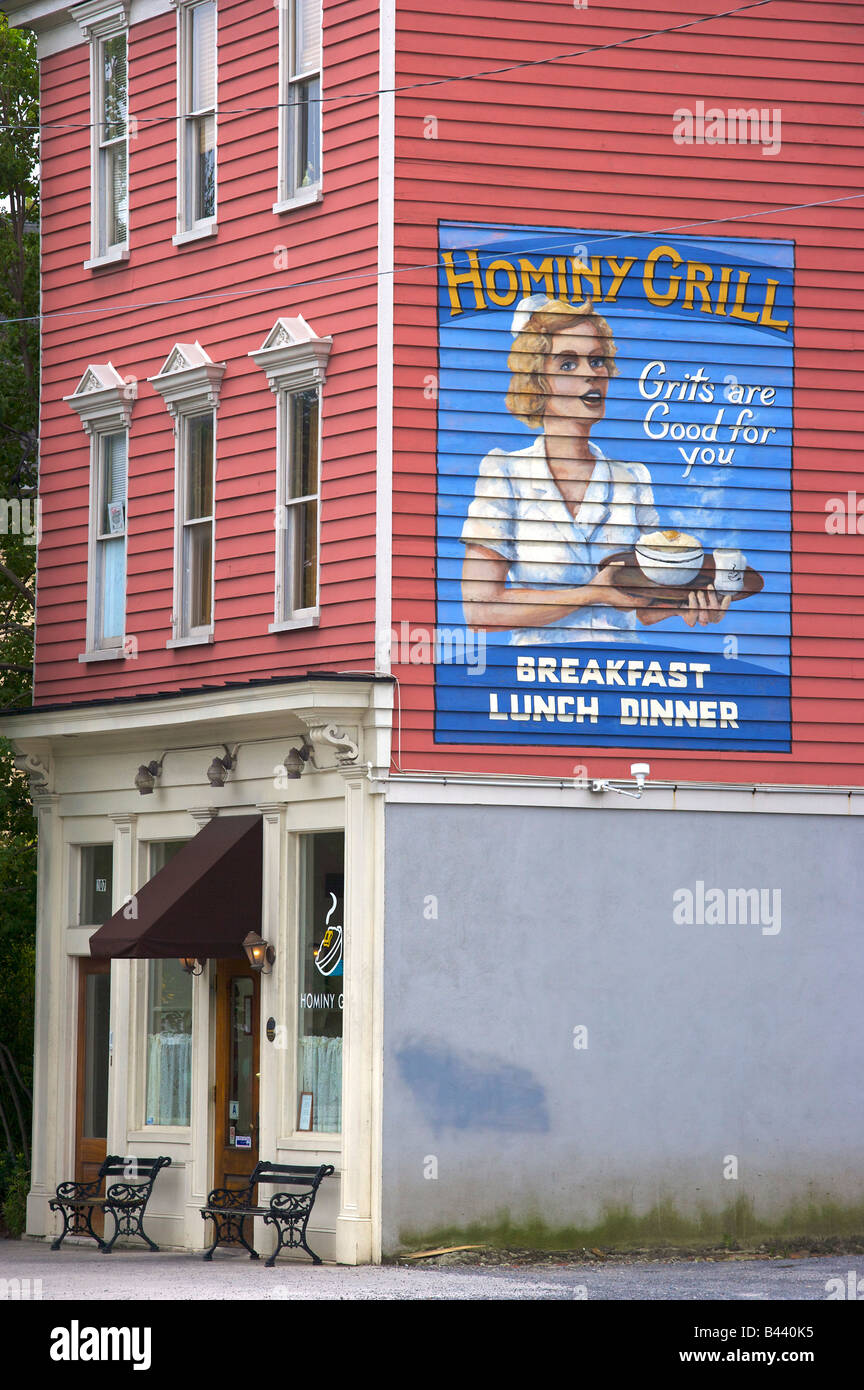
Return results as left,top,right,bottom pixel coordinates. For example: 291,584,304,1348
135,757,165,794
243,931,275,974
179,957,205,976
282,739,314,779
207,744,238,787
590,762,651,801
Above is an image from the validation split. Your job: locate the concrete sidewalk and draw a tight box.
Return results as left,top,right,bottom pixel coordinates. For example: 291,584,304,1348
0,1238,856,1300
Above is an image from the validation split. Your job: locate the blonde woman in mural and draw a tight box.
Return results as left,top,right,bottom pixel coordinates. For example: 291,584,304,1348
460,297,731,642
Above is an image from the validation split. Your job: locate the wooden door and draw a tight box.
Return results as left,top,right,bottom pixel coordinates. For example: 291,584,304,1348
213,961,260,1192
75,959,111,1228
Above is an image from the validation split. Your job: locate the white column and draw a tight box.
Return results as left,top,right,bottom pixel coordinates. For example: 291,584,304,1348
252,802,285,1255
256,803,285,1163
26,792,62,1236
334,767,384,1264
106,813,137,1159
186,804,219,1245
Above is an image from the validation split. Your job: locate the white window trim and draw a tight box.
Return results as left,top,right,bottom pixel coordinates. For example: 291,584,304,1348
272,188,323,217
173,0,218,240
149,341,225,644
172,220,217,246
72,0,130,268
84,244,130,272
64,362,136,661
74,841,114,928
249,317,331,629
276,0,323,210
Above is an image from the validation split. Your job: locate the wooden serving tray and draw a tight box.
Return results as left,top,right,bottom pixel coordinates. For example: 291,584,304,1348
597,549,764,606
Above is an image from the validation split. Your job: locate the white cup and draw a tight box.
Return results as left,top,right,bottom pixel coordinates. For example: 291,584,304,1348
713,549,747,593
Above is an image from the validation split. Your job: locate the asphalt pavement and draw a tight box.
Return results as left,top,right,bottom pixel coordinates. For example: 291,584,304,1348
0,1238,859,1301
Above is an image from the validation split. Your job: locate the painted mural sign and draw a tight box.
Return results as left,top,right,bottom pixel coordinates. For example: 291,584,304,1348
435,220,793,750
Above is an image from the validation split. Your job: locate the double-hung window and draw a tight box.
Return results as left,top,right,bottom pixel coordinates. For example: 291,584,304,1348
149,341,225,646
249,317,330,632
93,431,129,648
96,32,128,256
177,0,217,239
75,2,129,268
179,411,215,635
279,387,320,621
64,362,137,662
277,0,322,209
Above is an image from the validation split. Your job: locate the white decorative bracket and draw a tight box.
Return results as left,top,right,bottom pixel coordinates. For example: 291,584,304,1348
13,751,53,795
305,723,359,767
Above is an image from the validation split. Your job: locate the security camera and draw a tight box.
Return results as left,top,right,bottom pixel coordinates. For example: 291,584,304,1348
630,763,650,789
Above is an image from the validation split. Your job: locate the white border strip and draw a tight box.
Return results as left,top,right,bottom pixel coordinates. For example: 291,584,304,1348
374,0,395,676
385,774,864,817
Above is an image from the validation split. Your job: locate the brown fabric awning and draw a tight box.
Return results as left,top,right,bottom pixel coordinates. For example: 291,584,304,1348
89,814,262,959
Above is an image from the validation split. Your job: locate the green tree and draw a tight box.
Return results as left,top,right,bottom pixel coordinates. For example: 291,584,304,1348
0,12,39,1103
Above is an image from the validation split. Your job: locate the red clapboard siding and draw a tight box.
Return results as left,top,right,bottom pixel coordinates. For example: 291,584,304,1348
390,0,864,784
34,0,382,705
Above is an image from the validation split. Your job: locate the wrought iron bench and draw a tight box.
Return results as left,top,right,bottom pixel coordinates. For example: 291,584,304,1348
200,1160,334,1266
49,1155,172,1254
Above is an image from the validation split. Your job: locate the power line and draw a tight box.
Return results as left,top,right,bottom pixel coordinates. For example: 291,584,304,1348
0,0,779,133
1,189,860,329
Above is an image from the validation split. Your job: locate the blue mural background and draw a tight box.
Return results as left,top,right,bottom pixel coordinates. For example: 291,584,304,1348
434,219,793,751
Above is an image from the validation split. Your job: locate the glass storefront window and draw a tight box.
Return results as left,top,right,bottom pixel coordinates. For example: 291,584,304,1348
230,977,254,1136
79,844,113,925
82,971,110,1139
297,831,344,1133
145,842,192,1126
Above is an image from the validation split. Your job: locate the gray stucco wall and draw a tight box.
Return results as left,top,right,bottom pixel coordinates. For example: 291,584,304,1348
381,802,863,1252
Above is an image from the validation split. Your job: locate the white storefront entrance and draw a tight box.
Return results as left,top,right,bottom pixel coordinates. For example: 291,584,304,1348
5,677,392,1264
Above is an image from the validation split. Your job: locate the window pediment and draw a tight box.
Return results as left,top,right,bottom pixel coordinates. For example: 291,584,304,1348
249,316,332,394
71,0,128,40
149,340,226,418
64,361,136,434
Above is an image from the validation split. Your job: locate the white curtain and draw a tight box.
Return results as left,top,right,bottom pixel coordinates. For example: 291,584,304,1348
295,0,321,74
298,1036,342,1132
146,1034,192,1127
191,1,216,111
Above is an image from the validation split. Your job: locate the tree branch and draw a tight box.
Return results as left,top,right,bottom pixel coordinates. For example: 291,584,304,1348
0,563,35,606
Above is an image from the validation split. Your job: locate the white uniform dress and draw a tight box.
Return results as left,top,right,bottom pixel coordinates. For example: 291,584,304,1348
460,436,659,644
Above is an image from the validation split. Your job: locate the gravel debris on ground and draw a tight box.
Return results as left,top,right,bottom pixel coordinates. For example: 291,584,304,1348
394,1235,864,1269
